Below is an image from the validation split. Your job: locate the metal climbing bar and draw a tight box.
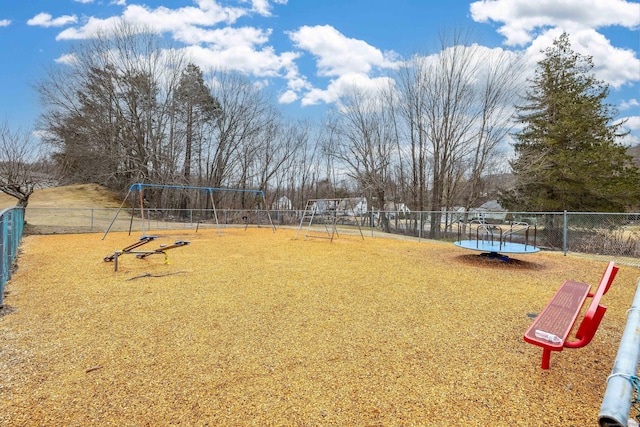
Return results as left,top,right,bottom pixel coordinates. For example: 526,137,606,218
454,219,539,259
599,278,640,427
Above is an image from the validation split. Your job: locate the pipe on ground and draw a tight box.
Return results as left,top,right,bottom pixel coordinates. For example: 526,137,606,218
599,278,640,427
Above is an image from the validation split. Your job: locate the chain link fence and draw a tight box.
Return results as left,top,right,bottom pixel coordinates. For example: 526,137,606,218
377,210,640,267
20,207,640,267
0,207,24,308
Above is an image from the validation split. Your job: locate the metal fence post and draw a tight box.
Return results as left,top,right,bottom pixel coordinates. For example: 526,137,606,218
563,210,568,256
370,210,376,237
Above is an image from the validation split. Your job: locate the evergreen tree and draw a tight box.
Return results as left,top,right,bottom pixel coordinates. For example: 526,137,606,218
502,32,639,212
175,63,221,184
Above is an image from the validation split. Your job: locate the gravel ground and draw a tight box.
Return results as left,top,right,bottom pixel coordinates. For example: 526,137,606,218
1,228,639,426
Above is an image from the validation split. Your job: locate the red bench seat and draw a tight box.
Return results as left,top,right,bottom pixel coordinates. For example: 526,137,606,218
524,261,618,369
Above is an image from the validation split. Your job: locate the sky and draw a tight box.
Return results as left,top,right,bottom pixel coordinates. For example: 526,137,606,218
0,0,639,144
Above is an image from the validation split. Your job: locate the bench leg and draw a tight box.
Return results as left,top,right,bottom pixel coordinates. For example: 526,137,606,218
541,348,551,370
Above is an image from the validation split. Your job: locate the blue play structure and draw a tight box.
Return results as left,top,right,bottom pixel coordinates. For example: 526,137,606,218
102,183,275,239
454,220,539,259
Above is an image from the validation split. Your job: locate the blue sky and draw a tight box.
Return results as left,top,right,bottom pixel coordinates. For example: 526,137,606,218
1,0,639,144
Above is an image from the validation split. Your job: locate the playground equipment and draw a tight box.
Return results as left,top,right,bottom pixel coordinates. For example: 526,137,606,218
599,278,640,427
103,235,190,271
453,220,539,259
295,198,364,242
102,183,275,239
524,261,617,369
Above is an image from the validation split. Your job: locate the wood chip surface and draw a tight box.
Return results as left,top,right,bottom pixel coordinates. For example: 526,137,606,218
1,227,639,426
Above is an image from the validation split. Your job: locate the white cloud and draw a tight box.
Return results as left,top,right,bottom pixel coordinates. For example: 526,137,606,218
624,116,640,131
238,0,287,16
278,89,298,104
285,75,310,92
122,3,245,31
0,19,10,27
285,25,402,106
613,116,640,145
621,99,640,110
301,73,395,106
56,2,247,40
288,25,400,77
48,3,402,108
74,0,94,3
250,0,271,16
183,43,300,78
174,26,271,47
469,1,640,91
28,12,78,28
52,1,308,105
56,15,123,40
470,0,640,46
524,27,640,89
54,53,78,65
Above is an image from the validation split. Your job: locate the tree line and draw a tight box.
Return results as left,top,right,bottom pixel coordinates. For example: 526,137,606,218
2,24,638,232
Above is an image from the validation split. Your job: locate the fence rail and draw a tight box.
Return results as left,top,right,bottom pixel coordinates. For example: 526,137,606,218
0,207,24,308
13,207,640,267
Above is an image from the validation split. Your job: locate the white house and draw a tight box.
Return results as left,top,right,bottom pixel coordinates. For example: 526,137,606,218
383,202,411,218
472,200,507,223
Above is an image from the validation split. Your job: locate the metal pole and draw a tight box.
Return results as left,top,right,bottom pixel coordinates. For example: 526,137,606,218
598,279,640,427
102,186,132,240
563,210,568,256
370,210,374,237
139,189,145,236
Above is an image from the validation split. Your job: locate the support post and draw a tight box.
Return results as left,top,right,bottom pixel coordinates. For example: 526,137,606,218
102,186,133,240
598,279,640,427
563,210,568,256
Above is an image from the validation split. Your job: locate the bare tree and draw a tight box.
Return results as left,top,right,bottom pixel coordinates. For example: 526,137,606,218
285,126,323,209
422,36,480,237
0,122,52,208
395,32,522,237
254,120,308,203
397,53,431,212
330,85,398,231
204,70,279,205
36,21,187,193
461,47,523,213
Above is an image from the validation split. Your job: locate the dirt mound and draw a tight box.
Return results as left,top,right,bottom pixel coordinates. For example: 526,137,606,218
0,183,122,209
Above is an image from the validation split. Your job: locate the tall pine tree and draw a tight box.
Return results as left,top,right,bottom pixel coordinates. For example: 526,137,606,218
502,33,639,212
175,63,221,185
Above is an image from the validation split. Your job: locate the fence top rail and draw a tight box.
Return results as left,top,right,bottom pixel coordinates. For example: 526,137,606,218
22,207,640,215
0,206,24,216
